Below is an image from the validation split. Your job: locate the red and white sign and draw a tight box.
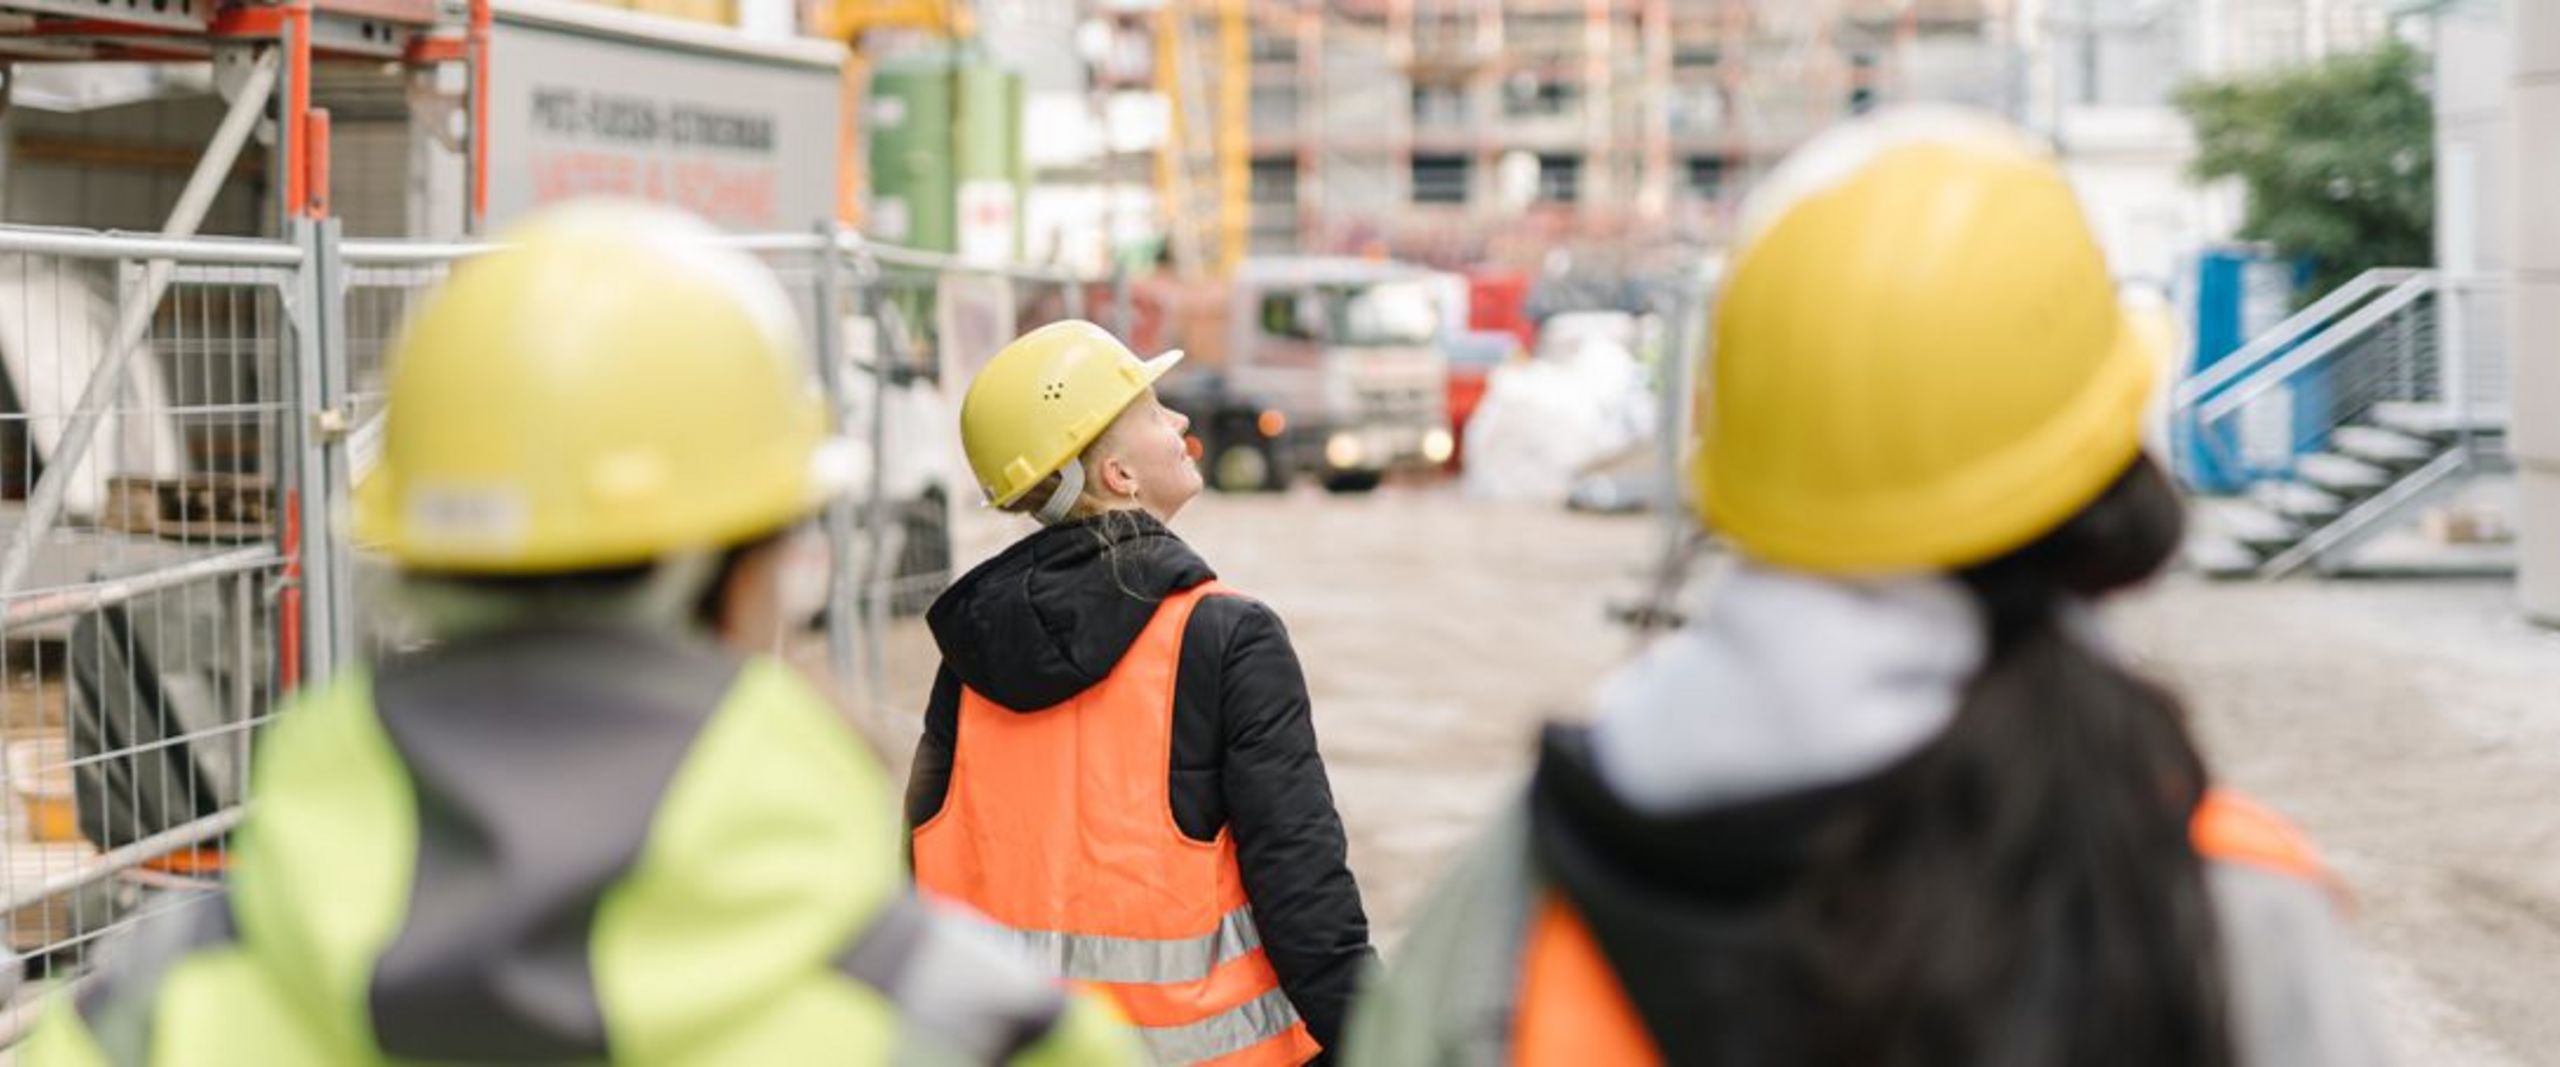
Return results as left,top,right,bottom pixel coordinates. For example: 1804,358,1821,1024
486,0,840,231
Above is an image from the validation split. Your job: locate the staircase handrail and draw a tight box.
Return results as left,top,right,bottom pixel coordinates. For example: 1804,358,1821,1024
2190,270,2439,426
2170,267,2426,412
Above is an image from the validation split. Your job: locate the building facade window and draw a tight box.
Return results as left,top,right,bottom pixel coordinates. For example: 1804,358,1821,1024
1411,84,1472,129
1537,154,1580,203
1251,157,1297,207
1412,154,1471,205
1684,155,1725,201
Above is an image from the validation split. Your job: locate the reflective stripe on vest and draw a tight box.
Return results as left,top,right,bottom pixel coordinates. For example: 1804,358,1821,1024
1146,988,1306,1066
987,905,1267,985
914,580,1320,1066
1507,787,2334,1064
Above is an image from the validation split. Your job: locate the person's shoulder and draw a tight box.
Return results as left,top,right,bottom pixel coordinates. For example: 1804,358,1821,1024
2204,855,2349,940
2205,858,2387,1067
1187,584,1288,640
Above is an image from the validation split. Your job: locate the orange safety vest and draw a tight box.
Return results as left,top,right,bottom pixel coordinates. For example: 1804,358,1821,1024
1510,788,2331,1066
914,581,1321,1067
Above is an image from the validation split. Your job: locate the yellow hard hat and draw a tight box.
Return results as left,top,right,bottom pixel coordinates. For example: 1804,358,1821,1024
1697,106,2157,574
356,200,848,573
960,319,1181,509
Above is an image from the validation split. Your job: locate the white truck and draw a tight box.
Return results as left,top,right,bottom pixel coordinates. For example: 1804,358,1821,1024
1152,257,1455,493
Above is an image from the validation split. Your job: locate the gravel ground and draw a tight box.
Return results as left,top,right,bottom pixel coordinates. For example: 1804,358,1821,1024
861,485,2549,1065
2114,575,2560,1067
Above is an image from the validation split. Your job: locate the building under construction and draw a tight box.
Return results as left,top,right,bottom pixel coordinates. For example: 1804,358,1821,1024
1216,0,2016,269
1040,0,2403,274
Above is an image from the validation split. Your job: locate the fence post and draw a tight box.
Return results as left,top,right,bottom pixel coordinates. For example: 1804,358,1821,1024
849,241,895,717
289,217,352,683
812,223,861,688
317,219,356,675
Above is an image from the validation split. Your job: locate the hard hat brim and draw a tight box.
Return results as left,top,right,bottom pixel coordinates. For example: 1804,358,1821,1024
1142,349,1185,382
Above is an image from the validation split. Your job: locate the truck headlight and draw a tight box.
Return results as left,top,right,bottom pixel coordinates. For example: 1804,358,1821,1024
1325,432,1365,470
1422,429,1455,464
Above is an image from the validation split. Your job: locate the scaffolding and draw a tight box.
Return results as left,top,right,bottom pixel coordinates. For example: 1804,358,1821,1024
0,0,483,234
1233,0,2006,265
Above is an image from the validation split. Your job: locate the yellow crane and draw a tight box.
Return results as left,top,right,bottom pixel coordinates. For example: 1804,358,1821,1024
1154,0,1250,278
814,0,972,39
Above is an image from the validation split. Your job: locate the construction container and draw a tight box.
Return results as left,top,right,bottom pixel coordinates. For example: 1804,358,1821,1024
868,47,1024,261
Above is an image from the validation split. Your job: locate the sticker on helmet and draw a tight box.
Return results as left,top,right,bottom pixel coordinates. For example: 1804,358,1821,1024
405,485,531,547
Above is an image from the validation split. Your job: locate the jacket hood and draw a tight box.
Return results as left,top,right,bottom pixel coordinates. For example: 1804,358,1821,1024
1586,560,1985,816
927,512,1215,711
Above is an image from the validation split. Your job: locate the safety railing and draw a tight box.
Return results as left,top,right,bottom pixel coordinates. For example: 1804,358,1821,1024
2170,268,2511,577
0,219,1121,1042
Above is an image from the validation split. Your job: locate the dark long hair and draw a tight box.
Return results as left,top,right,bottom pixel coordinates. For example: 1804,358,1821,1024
1788,455,2229,1067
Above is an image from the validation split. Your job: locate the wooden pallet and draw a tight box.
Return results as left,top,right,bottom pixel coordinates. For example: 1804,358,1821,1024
99,474,272,543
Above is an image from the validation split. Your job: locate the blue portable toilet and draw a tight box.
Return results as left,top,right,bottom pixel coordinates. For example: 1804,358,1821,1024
2180,246,2308,494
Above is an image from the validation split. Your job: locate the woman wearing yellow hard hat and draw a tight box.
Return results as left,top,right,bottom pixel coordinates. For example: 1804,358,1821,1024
911,320,1374,1065
1345,107,2384,1066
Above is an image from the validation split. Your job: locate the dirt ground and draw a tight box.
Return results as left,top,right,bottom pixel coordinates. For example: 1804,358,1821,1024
865,485,2549,1066
2114,577,2560,1067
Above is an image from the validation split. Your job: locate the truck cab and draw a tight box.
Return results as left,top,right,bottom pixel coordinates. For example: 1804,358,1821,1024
1162,257,1454,493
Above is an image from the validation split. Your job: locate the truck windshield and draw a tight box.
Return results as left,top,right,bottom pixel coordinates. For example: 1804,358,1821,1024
1326,282,1441,347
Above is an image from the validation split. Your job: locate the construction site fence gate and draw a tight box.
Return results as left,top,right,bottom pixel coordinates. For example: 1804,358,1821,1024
0,219,1127,1041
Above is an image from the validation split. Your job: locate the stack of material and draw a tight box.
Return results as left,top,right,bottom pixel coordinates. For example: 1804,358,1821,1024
100,474,273,542
1460,312,1656,505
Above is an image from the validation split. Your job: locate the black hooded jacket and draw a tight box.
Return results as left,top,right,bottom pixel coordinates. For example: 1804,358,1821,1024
909,512,1374,1057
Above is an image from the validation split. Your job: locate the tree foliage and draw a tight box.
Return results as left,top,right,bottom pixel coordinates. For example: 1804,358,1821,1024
2175,40,2433,301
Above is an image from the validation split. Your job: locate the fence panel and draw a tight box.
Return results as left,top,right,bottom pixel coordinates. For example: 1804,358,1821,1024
0,222,1115,1042
0,231,306,1039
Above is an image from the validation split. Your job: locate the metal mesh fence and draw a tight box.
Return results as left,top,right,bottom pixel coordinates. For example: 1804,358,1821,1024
848,246,1106,635
0,231,307,1037
338,244,466,665
0,220,1115,1042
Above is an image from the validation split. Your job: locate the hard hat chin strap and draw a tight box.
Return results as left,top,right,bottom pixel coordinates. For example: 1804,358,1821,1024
1035,458,1087,526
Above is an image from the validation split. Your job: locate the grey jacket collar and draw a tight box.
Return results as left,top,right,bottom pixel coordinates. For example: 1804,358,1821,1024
1588,559,1987,817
